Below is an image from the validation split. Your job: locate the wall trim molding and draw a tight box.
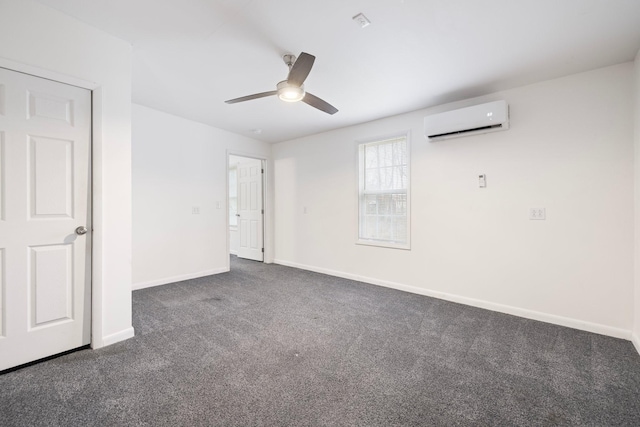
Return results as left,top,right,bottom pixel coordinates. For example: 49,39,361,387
132,268,229,291
99,327,135,348
632,332,640,356
0,57,100,90
274,259,632,341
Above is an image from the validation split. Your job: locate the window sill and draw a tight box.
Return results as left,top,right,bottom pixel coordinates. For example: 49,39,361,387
356,239,410,250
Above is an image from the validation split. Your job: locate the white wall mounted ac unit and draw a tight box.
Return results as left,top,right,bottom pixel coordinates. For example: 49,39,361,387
424,100,509,141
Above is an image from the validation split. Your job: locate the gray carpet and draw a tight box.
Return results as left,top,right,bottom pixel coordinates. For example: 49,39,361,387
1,256,640,426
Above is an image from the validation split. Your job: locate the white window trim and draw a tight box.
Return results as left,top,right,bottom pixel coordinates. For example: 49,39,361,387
355,130,411,250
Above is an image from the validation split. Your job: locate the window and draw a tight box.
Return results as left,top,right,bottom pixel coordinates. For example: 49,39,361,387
229,166,238,227
358,134,410,248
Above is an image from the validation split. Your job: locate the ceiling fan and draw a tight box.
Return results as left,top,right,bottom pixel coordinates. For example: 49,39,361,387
224,52,338,115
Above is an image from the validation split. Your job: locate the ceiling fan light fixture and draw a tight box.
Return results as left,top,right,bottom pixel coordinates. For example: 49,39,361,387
277,80,305,102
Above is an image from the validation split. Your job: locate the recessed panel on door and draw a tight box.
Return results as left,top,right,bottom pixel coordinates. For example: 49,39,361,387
240,182,248,210
240,219,248,247
250,181,258,210
27,90,74,126
29,136,74,219
30,244,73,328
250,220,258,249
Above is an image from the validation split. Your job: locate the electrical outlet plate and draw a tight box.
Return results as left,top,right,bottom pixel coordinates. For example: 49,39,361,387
192,206,200,214
529,208,545,220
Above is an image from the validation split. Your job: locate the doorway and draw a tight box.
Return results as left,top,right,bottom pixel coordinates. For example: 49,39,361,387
228,155,264,262
0,67,92,371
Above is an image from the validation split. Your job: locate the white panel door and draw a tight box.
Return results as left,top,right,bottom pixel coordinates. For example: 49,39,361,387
237,160,263,261
0,68,91,371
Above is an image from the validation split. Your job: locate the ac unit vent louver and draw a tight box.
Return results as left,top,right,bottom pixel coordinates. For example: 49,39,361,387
424,100,509,141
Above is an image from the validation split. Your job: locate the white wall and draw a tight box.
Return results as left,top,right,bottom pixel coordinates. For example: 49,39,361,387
0,0,133,347
274,63,635,338
634,50,640,352
132,104,271,289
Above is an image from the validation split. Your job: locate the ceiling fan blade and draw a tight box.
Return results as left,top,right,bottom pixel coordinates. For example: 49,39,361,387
287,52,315,86
225,91,277,104
302,92,338,115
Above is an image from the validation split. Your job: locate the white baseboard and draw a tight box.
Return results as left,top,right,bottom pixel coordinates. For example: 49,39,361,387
632,333,640,356
97,326,135,348
274,259,632,341
132,268,229,291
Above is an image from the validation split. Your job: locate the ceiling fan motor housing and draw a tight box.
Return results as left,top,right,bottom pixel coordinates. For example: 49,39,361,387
283,54,296,68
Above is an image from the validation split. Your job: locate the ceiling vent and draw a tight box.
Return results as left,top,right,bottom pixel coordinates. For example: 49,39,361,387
352,13,371,28
424,100,509,141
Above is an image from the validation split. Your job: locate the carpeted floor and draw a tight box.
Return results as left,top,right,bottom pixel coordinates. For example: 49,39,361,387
2,256,640,426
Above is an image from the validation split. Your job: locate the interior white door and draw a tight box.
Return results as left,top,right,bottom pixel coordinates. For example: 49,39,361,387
0,68,92,371
237,160,263,261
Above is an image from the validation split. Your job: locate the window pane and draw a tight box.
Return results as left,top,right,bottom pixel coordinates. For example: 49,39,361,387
365,146,378,168
365,167,379,190
379,166,391,190
362,215,377,239
377,216,393,240
378,144,389,167
390,166,400,189
393,194,407,215
364,195,378,214
393,216,407,242
377,194,391,215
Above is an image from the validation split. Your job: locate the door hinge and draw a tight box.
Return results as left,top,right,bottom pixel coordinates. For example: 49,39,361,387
261,169,264,174
262,248,264,253
261,209,264,214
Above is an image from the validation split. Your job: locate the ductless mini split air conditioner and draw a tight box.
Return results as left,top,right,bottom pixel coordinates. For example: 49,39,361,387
424,100,509,141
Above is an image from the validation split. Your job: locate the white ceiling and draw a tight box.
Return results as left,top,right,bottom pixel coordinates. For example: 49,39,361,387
36,0,640,143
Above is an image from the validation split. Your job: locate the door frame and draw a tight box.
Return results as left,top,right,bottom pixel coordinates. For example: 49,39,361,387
0,58,105,348
226,150,269,269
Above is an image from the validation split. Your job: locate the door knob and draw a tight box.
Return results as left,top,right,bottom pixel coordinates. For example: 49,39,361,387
236,214,240,217
75,226,88,235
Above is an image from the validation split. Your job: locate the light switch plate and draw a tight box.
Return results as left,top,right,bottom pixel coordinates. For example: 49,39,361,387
192,206,200,214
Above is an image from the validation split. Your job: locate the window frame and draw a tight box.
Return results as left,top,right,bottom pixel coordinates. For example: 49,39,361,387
356,131,411,250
